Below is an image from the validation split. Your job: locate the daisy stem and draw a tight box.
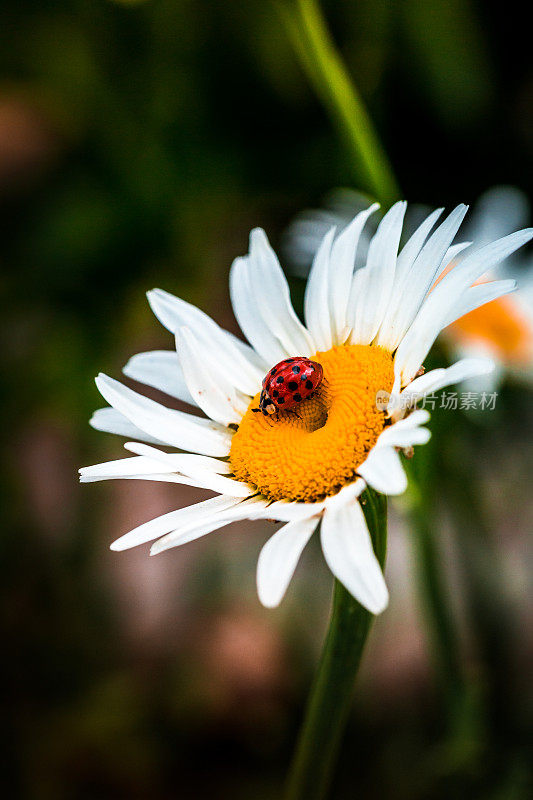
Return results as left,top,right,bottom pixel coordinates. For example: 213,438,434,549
278,0,400,207
285,488,387,800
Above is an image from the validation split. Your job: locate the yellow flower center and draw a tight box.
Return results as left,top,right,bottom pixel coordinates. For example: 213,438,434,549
447,296,533,364
230,345,394,502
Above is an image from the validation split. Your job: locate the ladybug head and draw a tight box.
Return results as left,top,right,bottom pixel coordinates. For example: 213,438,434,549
252,388,276,416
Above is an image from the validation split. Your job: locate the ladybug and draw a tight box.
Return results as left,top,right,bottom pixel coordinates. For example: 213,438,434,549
253,357,324,416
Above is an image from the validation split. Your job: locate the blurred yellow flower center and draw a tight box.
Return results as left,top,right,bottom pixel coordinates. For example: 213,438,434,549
435,262,533,364
447,296,533,363
230,345,394,502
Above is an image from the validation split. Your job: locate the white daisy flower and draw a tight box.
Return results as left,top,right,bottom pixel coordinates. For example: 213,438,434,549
80,202,532,614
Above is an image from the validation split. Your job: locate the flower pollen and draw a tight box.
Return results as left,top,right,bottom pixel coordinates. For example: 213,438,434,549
230,345,394,502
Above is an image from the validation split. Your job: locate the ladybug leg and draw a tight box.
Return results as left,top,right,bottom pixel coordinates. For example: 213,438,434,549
252,407,261,413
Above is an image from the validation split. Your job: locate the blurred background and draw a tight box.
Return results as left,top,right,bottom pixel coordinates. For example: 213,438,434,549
1,1,532,798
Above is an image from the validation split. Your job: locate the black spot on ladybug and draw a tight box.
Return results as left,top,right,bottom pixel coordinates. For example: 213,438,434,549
285,358,294,363
300,374,306,381
273,389,279,397
270,368,277,375
276,375,284,384
277,396,285,404
306,380,313,390
292,365,300,374
288,381,298,391
293,393,302,402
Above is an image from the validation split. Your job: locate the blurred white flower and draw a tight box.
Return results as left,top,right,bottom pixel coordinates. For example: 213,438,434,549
81,203,531,613
442,187,533,392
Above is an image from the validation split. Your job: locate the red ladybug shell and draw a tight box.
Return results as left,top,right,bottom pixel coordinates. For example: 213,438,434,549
256,357,324,415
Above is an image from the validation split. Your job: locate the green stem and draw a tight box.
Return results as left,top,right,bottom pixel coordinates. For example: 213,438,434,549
278,0,400,206
285,488,387,800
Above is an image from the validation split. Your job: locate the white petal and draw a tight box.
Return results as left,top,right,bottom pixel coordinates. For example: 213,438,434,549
357,446,407,495
352,201,407,345
434,241,472,281
90,407,163,444
248,499,326,522
394,228,533,384
376,410,431,447
123,440,253,497
320,502,388,614
345,265,368,340
95,374,232,456
175,473,253,497
404,358,494,400
446,342,504,393
177,327,248,425
391,371,442,410
80,455,178,479
123,350,195,404
230,335,269,373
393,207,444,285
81,473,202,485
79,456,202,487
442,280,516,327
436,228,533,298
324,478,367,510
304,226,336,350
380,408,430,430
377,205,468,350
377,424,431,448
257,517,318,607
329,205,380,343
124,442,232,473
110,496,242,551
386,427,431,447
151,518,231,553
374,207,443,348
386,351,495,418
147,288,263,394
150,496,268,554
390,408,430,427
230,256,288,365
248,228,315,355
